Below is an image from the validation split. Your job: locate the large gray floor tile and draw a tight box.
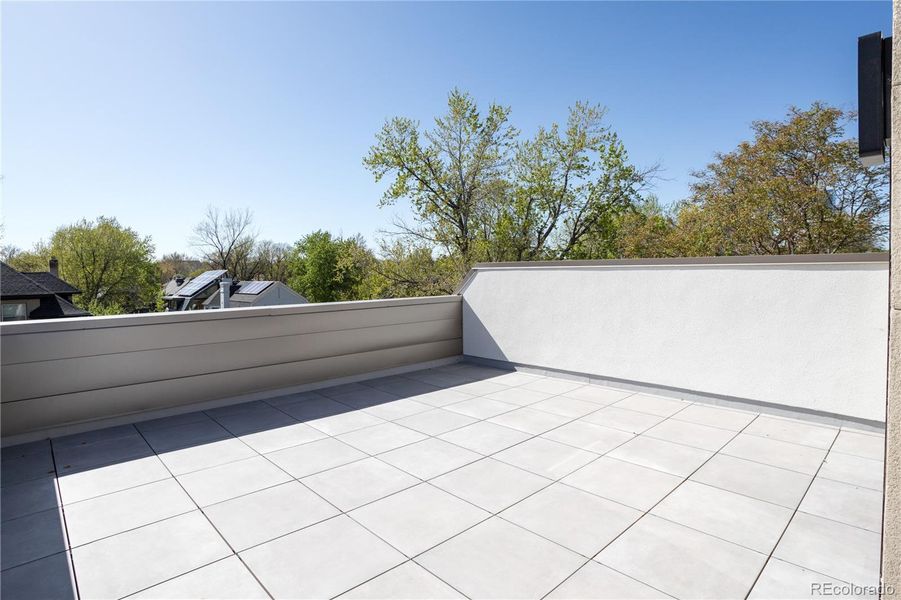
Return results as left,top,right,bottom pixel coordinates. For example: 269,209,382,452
690,453,812,508
276,396,352,421
338,421,428,454
0,552,77,600
748,558,849,600
71,511,232,599
483,386,555,407
176,455,291,506
368,377,439,398
644,419,736,452
64,478,195,547
378,438,481,479
328,387,399,409
721,434,827,475
487,407,570,435
240,515,405,599
340,561,464,599
417,517,584,599
799,477,883,533
529,395,600,418
393,408,478,436
612,394,689,418
238,421,327,454
521,377,586,395
452,380,510,396
831,430,884,461
494,437,598,480
52,425,139,449
1,476,59,521
670,403,757,431
542,420,634,454
597,515,767,599
158,438,257,476
774,512,881,586
351,483,489,556
363,398,433,421
651,481,793,553
561,385,633,406
54,433,153,472
547,561,671,599
134,411,215,432
562,456,682,511
431,457,551,513
302,457,418,511
487,371,543,387
205,480,339,550
131,556,269,599
307,409,386,436
408,388,475,408
582,406,665,434
818,451,884,491
1,508,68,570
444,396,519,419
1,444,56,486
743,415,838,449
209,405,298,437
608,435,712,477
141,419,232,453
501,483,641,557
265,437,366,478
56,455,172,504
437,421,531,455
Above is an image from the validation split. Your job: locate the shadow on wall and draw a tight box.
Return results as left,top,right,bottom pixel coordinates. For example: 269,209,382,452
461,298,509,364
0,363,509,599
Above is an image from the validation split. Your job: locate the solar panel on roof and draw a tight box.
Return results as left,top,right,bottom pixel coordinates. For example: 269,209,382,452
177,269,227,296
237,281,272,295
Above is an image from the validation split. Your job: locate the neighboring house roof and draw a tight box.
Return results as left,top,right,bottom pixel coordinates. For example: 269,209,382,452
0,262,55,298
163,278,188,297
21,272,81,295
28,295,92,319
1,261,91,319
203,281,308,309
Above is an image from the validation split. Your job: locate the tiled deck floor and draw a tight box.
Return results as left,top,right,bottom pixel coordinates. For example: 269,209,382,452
0,363,885,599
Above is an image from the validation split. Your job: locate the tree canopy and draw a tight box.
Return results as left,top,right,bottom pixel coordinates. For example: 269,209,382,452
668,104,889,256
7,217,160,313
365,89,652,285
287,231,376,302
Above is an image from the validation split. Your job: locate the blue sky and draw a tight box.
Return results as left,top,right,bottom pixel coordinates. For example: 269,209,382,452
1,1,892,258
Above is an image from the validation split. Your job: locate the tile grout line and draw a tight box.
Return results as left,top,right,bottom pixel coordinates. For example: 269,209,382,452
10,368,881,599
129,426,278,600
48,437,83,600
741,431,843,600
539,408,762,600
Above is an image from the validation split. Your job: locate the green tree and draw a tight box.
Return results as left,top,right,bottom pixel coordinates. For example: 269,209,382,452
364,90,652,276
9,217,160,313
675,103,889,255
371,241,460,298
287,231,375,302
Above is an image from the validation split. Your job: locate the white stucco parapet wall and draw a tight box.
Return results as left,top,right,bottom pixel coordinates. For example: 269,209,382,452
459,254,889,423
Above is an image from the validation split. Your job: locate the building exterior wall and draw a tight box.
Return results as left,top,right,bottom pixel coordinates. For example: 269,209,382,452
460,255,889,423
883,2,901,591
0,296,462,441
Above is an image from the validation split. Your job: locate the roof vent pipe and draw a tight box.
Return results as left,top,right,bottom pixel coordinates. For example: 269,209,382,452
219,278,231,309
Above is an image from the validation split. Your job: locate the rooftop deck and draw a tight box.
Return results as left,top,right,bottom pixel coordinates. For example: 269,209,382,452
0,362,885,599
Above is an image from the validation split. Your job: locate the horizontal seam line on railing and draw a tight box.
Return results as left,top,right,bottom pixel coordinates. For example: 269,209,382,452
2,315,463,367
0,296,462,336
0,337,463,405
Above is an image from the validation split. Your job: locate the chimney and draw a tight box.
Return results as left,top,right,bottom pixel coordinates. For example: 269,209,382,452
49,257,59,277
219,278,231,309
175,275,185,286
